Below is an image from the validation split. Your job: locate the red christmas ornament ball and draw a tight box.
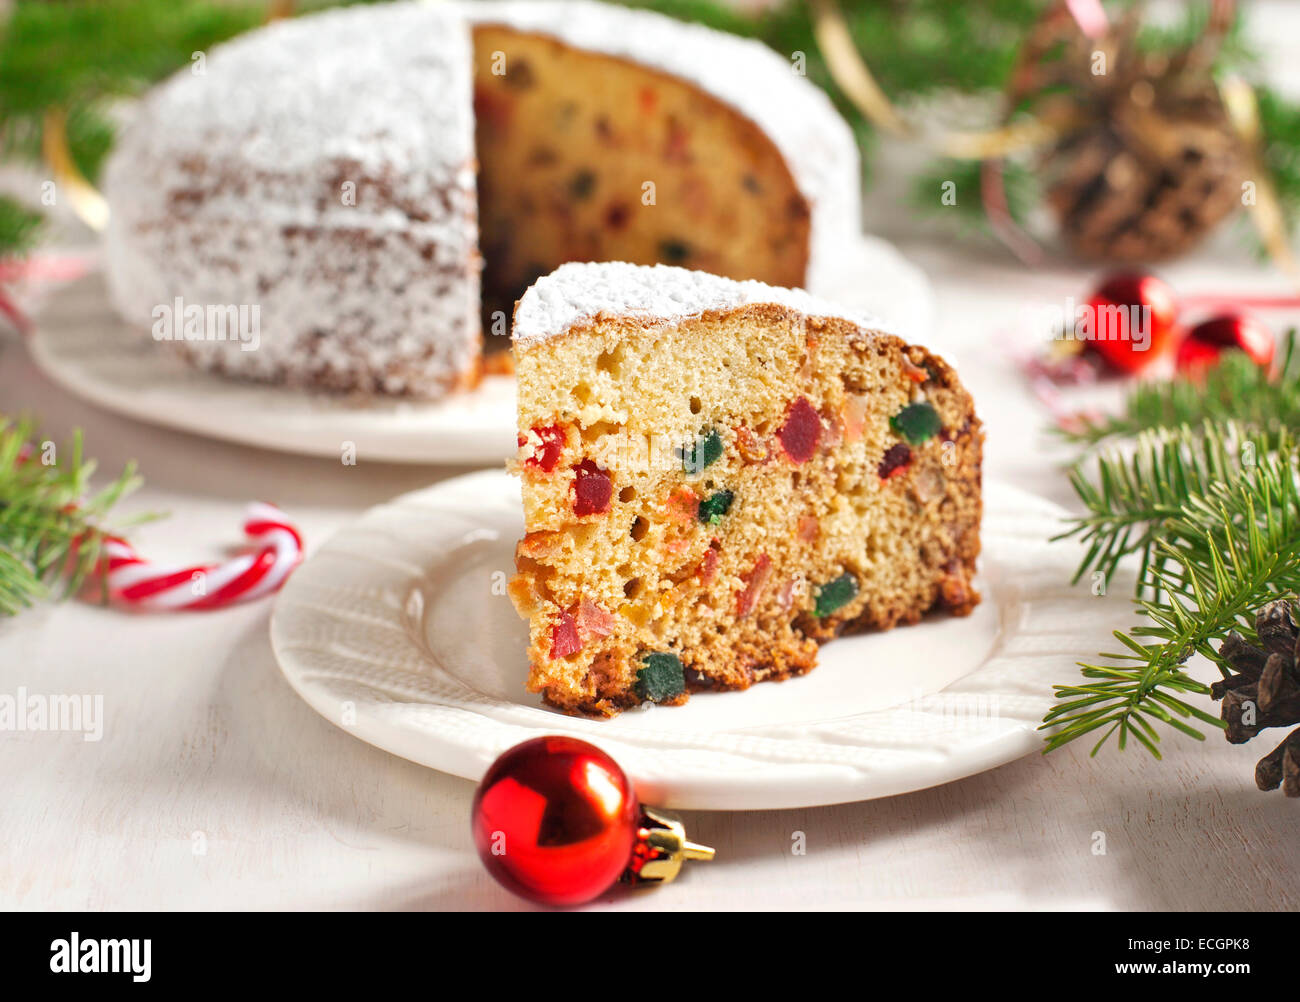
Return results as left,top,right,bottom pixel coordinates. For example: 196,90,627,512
1175,312,1274,375
1082,272,1180,374
1173,336,1222,375
471,736,638,906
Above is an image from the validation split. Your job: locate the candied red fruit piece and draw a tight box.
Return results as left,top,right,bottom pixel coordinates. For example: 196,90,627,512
472,86,513,131
663,118,691,162
841,394,869,444
736,553,772,618
777,397,821,465
549,611,581,660
878,442,912,480
575,598,616,639
902,357,929,383
604,202,631,230
665,486,701,523
519,423,565,472
572,460,612,516
696,544,720,585
735,425,770,464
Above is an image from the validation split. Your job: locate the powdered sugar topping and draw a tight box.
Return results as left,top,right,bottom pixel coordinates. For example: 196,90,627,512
513,262,893,345
104,1,479,396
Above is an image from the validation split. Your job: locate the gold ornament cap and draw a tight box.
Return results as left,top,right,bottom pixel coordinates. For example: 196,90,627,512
624,806,714,886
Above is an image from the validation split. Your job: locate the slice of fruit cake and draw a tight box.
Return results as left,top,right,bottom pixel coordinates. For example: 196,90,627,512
507,262,982,716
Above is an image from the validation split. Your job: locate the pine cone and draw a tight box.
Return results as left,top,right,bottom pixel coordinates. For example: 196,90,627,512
1210,600,1300,797
1045,108,1243,263
1016,2,1245,263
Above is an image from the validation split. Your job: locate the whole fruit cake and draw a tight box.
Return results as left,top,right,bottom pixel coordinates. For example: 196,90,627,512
104,0,860,398
507,262,983,716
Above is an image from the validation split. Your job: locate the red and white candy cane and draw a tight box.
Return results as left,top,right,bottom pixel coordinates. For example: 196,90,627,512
0,251,95,335
102,502,303,611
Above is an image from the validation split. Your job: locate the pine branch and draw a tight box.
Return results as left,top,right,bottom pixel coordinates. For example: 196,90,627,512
909,157,1038,233
0,416,146,615
1258,86,1300,231
0,0,265,122
0,0,267,188
1060,330,1300,447
1047,335,1300,757
1055,422,1282,596
0,195,44,259
1044,443,1300,756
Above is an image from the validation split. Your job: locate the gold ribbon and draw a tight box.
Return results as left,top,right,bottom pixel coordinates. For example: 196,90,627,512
1220,75,1300,280
808,0,1073,160
40,107,110,233
808,0,911,139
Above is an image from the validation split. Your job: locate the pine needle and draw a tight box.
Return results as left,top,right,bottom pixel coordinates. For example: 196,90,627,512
0,416,146,615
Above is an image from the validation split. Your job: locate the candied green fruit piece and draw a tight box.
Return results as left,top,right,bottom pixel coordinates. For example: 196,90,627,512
569,169,596,200
635,652,686,703
814,573,858,618
698,490,734,525
890,401,942,445
680,428,724,475
659,238,692,264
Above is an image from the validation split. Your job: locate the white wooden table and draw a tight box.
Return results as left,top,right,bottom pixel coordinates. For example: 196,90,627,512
3,225,1298,911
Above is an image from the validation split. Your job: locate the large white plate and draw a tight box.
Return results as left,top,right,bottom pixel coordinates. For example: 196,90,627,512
269,470,1132,810
28,234,933,465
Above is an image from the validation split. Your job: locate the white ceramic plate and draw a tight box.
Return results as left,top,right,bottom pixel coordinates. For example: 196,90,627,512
270,470,1133,810
29,234,933,465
